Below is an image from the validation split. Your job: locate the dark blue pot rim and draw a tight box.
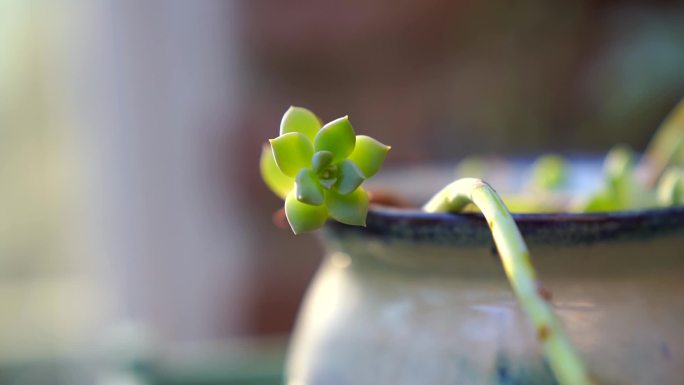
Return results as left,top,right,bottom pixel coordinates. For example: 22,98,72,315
324,206,684,246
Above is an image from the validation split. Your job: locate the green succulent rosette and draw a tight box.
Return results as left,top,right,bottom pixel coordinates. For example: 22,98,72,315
260,107,390,234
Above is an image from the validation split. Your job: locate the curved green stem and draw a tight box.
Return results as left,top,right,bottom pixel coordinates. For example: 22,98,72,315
424,178,596,385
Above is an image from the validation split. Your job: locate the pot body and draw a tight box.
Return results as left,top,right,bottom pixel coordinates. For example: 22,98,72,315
286,209,684,385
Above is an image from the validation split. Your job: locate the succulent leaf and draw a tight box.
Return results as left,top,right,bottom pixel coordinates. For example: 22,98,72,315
314,116,356,163
603,145,635,185
319,177,337,189
295,169,325,205
579,190,621,212
347,135,390,178
658,168,684,206
532,154,567,189
312,151,334,173
334,160,365,194
260,144,294,199
325,187,368,226
270,132,314,177
280,106,321,141
285,191,328,234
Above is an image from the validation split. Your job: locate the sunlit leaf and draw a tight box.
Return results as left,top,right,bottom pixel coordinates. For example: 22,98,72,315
531,154,567,189
295,169,324,205
658,168,684,206
270,132,314,177
334,160,365,195
285,191,328,234
314,116,356,163
280,106,322,141
598,144,658,210
312,151,334,174
325,187,368,226
259,144,294,199
579,190,621,212
347,135,390,178
349,135,390,178
603,144,635,187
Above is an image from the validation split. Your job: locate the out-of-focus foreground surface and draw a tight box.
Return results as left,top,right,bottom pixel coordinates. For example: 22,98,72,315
0,0,683,383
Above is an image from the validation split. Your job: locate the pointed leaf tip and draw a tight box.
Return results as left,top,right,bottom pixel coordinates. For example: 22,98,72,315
319,177,337,189
348,135,390,178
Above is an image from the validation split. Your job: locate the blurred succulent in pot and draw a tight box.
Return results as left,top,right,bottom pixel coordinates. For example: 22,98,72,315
260,107,390,234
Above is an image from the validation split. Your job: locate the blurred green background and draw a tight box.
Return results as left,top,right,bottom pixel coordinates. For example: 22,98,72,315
0,0,683,383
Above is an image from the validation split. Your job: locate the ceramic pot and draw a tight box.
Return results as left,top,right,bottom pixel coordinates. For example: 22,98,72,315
286,164,684,385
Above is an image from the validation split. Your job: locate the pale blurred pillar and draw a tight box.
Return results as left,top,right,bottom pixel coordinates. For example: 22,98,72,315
3,4,248,380
67,0,249,342
0,1,108,374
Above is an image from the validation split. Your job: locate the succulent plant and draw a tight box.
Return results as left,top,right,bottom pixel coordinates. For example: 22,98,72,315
260,107,390,234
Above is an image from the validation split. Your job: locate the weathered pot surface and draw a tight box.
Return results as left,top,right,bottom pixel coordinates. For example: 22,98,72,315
286,161,684,385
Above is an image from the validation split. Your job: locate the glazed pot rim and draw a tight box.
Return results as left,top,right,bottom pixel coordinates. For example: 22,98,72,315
368,204,684,221
324,205,684,246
